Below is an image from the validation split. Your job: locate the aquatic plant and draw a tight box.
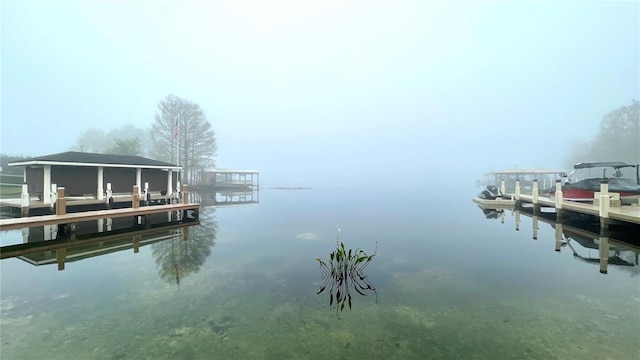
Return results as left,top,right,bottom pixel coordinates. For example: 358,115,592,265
316,230,377,317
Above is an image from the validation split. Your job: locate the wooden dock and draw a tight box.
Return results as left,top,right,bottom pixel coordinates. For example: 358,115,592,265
0,203,200,231
475,178,640,227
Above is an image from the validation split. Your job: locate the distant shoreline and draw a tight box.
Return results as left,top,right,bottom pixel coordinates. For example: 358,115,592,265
269,187,312,190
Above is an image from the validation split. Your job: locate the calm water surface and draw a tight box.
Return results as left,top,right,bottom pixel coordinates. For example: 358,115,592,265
1,186,639,359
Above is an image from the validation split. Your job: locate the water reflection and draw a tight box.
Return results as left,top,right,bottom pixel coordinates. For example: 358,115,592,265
152,206,218,286
316,231,377,318
476,203,640,276
1,207,218,285
191,189,259,207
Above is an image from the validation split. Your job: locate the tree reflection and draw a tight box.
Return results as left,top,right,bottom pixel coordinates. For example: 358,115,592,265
151,206,218,286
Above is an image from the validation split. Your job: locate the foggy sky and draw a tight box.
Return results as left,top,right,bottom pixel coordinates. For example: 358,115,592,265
2,1,638,186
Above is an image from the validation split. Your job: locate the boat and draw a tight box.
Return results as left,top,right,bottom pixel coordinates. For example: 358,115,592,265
478,185,503,200
550,162,640,205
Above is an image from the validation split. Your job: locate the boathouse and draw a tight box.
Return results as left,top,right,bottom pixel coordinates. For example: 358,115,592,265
8,151,182,205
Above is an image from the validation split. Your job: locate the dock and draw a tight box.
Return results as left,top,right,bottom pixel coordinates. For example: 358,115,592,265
0,202,200,231
474,178,640,227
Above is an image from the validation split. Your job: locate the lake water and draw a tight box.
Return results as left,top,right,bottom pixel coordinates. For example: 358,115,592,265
1,186,639,359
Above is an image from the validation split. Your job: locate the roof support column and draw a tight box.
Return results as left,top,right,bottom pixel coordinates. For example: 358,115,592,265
97,166,104,200
43,165,52,204
136,168,142,194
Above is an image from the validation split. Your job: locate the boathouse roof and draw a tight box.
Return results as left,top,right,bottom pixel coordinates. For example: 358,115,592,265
8,151,180,170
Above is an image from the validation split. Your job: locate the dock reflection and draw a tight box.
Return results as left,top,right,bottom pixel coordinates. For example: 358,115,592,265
1,206,219,286
477,204,640,276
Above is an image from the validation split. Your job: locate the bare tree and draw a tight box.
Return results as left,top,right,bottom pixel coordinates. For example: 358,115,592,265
151,94,217,184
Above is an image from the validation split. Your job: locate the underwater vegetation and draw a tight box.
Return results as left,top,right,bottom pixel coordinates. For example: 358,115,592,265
316,230,377,318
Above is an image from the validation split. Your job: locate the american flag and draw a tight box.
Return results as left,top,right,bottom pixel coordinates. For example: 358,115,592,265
173,123,179,139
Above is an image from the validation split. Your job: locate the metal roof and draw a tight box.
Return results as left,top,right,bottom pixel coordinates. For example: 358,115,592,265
573,162,636,169
8,151,180,170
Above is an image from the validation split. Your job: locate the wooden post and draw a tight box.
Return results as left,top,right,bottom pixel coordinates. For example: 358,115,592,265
598,180,609,225
532,179,539,204
515,178,521,200
554,180,563,209
182,184,189,204
56,187,66,216
133,185,140,209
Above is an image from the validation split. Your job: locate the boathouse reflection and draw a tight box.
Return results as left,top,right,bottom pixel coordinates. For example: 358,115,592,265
4,210,217,287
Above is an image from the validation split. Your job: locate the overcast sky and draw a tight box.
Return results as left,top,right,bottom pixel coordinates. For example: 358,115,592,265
2,1,638,186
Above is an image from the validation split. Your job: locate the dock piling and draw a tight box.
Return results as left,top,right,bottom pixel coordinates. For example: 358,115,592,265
182,184,189,205
56,187,66,216
133,185,140,209
554,180,563,209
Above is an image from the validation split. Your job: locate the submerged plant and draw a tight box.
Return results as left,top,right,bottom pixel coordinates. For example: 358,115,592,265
316,229,377,318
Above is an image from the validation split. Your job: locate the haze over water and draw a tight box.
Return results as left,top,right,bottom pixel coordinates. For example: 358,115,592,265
1,2,639,359
1,183,639,359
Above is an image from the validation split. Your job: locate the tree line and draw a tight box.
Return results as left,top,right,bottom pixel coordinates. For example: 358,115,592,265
71,94,217,185
565,99,639,167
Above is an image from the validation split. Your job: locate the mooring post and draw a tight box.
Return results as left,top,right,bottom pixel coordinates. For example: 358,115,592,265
500,178,506,196
515,178,521,201
133,185,140,209
182,184,189,204
554,223,563,252
56,187,66,216
532,179,539,204
20,183,30,217
554,180,563,210
598,180,610,228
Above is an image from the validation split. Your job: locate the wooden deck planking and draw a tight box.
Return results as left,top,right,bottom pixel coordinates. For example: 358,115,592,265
475,193,640,225
516,194,640,224
0,203,200,231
